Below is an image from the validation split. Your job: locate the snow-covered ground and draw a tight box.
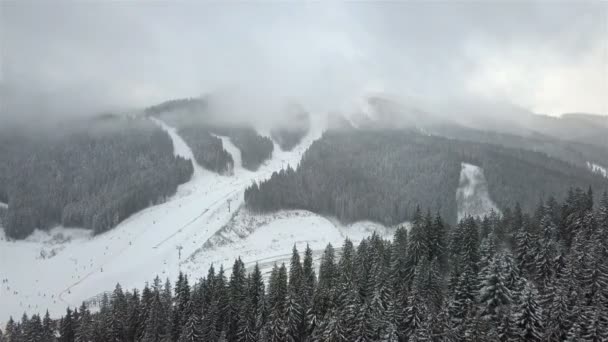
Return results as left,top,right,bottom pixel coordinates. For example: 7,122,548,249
456,163,501,221
587,161,608,178
0,117,322,325
184,209,400,278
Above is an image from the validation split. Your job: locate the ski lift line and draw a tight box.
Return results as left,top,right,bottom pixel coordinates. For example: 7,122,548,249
152,189,240,249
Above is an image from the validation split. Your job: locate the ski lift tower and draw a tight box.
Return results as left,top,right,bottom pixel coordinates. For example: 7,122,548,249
176,245,183,261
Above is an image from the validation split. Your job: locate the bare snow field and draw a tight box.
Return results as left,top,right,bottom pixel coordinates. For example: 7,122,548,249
587,161,608,178
456,163,501,221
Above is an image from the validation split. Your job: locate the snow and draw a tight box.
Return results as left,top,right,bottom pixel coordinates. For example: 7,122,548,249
587,161,608,178
456,163,501,221
0,116,324,325
184,209,401,278
0,201,7,209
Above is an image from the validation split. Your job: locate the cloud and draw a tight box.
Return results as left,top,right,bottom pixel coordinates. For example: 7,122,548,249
1,1,606,126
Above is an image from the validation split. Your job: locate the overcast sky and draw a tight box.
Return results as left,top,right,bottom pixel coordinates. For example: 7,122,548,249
1,1,606,123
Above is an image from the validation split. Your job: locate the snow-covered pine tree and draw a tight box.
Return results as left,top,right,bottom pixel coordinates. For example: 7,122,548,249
408,207,428,270
40,310,54,342
75,304,93,342
479,253,511,325
512,283,544,341
59,308,75,342
227,258,247,342
177,311,202,342
313,244,337,318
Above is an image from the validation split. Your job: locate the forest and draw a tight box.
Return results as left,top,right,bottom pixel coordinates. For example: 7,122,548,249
245,130,608,225
2,187,606,341
429,124,608,173
0,117,193,239
146,99,274,171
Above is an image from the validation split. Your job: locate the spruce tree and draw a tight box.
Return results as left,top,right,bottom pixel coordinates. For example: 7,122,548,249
479,254,511,324
513,283,544,341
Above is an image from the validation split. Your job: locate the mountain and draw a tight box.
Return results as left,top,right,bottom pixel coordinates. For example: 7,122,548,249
1,94,607,328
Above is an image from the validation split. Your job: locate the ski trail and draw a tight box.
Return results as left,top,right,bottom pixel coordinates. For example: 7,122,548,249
1,115,325,322
456,163,500,221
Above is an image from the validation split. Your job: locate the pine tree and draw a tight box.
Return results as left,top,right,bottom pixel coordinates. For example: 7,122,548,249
513,283,544,341
41,310,54,342
3,317,18,342
449,265,478,325
227,258,247,342
479,254,511,324
177,312,202,342
408,207,428,269
59,308,75,342
313,244,337,318
108,283,128,342
142,292,168,342
126,289,141,342
285,293,303,342
75,303,93,342
461,216,480,272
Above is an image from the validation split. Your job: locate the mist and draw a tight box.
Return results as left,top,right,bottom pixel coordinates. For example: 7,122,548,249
1,1,606,129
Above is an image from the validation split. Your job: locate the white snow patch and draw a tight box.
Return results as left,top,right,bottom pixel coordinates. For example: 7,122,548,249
456,163,500,221
0,116,325,325
587,161,608,178
184,209,401,278
0,201,7,209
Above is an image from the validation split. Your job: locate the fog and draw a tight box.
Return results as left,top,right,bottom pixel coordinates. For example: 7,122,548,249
1,1,606,128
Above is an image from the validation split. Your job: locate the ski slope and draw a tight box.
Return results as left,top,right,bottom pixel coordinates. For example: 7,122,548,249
456,163,501,221
184,209,401,278
0,117,322,324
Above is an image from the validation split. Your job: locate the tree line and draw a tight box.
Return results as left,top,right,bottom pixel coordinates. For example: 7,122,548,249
3,187,607,341
0,117,193,239
245,130,608,225
146,98,274,172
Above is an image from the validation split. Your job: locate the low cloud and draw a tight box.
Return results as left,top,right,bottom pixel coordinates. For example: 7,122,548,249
1,1,606,127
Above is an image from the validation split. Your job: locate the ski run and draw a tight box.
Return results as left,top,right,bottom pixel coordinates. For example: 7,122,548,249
0,118,499,324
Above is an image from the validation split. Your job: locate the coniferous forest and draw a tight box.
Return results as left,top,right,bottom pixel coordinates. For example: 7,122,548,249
245,130,608,225
3,187,607,342
0,117,193,239
146,99,275,172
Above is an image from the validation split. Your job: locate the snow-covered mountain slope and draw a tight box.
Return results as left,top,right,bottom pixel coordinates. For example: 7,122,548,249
587,161,608,178
0,117,323,324
183,209,400,278
456,163,501,221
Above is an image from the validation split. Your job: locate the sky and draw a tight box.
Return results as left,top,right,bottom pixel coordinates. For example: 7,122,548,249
1,1,606,125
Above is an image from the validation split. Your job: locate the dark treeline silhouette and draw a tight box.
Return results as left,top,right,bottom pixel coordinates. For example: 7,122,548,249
430,124,608,170
146,98,274,172
178,126,234,174
178,124,274,172
0,118,193,239
245,130,608,225
4,187,607,341
207,126,274,171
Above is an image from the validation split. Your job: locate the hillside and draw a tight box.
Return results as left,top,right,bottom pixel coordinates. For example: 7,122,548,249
0,117,193,239
245,129,608,224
